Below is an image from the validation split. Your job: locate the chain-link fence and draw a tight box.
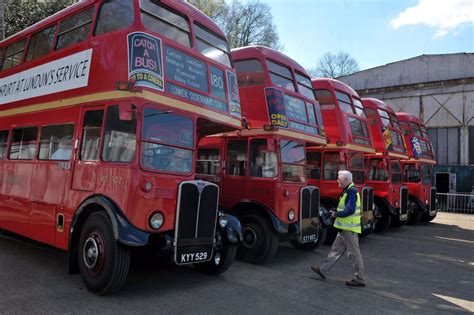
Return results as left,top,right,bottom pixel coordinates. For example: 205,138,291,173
437,193,474,214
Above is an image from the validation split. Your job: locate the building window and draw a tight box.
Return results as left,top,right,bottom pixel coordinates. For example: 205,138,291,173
469,126,474,165
427,127,459,165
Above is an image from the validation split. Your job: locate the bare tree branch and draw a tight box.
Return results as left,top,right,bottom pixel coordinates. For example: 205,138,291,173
309,51,360,78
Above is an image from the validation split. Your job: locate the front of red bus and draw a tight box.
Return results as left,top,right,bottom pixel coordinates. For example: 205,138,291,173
228,46,327,259
362,98,409,232
308,79,375,240
397,112,438,223
122,0,247,273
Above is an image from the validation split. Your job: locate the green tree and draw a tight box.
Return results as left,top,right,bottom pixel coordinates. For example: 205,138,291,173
188,0,228,27
4,0,75,39
309,52,360,78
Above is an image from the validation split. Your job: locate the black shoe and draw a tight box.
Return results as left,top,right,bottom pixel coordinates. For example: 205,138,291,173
346,279,365,287
310,266,326,279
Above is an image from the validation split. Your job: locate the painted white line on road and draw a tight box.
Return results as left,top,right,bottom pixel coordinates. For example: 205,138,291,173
433,293,474,312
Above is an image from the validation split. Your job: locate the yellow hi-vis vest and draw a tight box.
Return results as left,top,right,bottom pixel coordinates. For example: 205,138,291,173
334,183,361,233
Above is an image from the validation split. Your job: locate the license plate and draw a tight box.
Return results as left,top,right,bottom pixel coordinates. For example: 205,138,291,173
175,245,213,265
302,233,317,243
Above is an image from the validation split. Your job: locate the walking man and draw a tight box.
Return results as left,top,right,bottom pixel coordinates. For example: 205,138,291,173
311,170,367,287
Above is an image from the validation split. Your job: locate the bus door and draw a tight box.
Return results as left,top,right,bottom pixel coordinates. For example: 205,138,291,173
30,124,75,245
222,139,248,204
71,108,105,191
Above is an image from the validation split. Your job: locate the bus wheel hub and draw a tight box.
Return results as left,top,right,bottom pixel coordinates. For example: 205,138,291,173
243,227,258,248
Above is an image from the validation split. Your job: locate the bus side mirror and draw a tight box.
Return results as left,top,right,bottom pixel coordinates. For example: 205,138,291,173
119,103,133,121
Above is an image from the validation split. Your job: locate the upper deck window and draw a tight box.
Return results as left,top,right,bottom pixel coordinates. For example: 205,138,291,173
56,7,94,50
140,0,191,48
348,117,370,145
410,122,422,137
295,72,315,100
267,60,295,92
335,91,354,114
95,0,134,36
194,23,231,67
389,113,401,129
26,25,56,62
399,121,410,135
315,89,335,107
235,59,265,86
353,98,366,118
2,39,26,71
377,109,391,127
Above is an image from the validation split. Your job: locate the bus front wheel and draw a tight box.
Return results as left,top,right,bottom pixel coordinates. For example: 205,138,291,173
407,199,422,225
372,202,391,233
237,213,279,264
78,212,130,295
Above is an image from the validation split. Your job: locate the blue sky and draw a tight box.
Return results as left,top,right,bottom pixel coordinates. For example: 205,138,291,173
263,0,474,71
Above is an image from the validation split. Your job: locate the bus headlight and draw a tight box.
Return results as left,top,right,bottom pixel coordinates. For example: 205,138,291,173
149,212,165,230
219,215,228,228
288,209,295,221
425,199,429,205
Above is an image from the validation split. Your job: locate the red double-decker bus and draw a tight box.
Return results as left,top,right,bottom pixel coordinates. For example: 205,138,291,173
396,112,438,224
196,46,327,264
307,78,375,243
362,98,409,232
0,0,244,295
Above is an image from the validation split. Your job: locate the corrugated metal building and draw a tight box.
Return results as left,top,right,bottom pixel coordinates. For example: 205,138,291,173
338,53,474,193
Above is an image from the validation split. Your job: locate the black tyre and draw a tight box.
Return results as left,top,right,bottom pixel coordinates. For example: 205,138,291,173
194,243,237,275
237,213,279,264
78,212,130,295
407,199,422,225
390,211,407,228
372,202,391,233
421,213,437,222
289,224,327,251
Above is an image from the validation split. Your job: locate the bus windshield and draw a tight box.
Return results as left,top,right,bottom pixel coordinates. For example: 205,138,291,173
368,158,388,182
421,164,433,185
390,161,402,183
280,140,305,182
403,164,420,183
141,107,194,174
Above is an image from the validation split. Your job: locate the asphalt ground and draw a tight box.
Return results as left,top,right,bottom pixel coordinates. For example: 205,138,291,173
0,213,473,314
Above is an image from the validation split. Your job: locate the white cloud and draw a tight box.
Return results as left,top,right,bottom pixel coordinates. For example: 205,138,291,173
390,0,474,38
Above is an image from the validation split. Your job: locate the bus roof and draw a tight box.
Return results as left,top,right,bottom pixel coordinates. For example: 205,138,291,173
396,112,423,125
231,45,311,76
362,97,396,114
2,0,227,45
311,78,360,99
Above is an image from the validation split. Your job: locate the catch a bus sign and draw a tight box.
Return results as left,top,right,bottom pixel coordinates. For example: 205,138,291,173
0,49,92,105
128,32,164,91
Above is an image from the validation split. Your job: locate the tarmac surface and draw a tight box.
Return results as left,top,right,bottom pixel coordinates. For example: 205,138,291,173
0,212,473,314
